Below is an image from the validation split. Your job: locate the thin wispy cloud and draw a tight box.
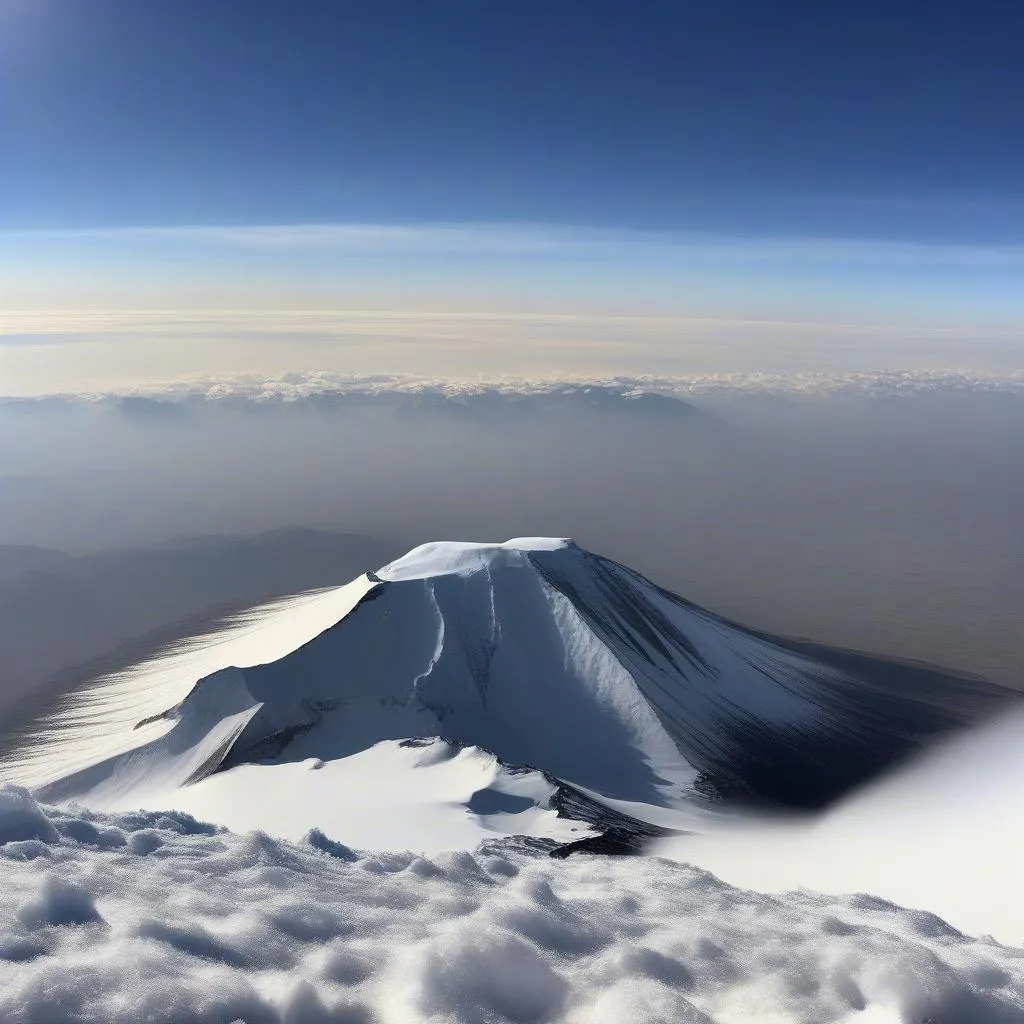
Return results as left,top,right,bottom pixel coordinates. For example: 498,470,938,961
4,224,1021,390
6,221,1024,268
2,309,1005,337
5,368,1023,405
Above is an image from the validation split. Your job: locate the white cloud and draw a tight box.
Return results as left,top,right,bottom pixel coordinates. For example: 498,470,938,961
1,305,1021,396
3,364,1024,404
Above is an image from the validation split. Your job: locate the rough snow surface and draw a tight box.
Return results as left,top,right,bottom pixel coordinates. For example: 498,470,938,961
2,786,1023,1024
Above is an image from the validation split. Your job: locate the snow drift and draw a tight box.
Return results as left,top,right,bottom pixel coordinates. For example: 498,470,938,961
2,786,1024,1024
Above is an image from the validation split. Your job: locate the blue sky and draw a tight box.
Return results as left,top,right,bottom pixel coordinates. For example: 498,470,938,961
4,0,1024,234
1,0,1022,380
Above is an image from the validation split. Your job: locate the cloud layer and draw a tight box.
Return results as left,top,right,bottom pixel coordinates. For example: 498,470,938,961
2,308,1022,397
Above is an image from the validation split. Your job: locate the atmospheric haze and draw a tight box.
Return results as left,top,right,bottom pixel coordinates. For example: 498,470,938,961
2,379,1023,696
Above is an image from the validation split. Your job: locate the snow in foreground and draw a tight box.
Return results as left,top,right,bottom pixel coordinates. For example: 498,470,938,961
2,787,1023,1024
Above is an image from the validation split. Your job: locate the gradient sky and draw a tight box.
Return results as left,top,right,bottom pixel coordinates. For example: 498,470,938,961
1,0,1023,384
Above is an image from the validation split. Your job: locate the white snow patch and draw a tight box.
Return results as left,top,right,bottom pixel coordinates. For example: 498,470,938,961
377,537,571,582
37,669,263,809
126,739,596,853
13,542,705,829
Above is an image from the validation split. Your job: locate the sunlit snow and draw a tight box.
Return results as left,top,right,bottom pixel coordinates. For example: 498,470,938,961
2,787,1023,1024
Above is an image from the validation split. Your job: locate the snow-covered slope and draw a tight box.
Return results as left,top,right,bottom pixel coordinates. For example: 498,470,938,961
656,705,1024,943
146,738,600,853
3,538,1005,850
3,578,377,793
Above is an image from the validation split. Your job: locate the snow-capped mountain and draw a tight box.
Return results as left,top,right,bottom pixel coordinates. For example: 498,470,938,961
5,538,1005,850
5,538,1024,1023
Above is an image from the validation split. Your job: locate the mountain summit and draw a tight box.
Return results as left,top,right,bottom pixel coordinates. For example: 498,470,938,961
16,538,1006,851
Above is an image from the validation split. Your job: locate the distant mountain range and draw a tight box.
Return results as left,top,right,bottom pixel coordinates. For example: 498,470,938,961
3,384,722,426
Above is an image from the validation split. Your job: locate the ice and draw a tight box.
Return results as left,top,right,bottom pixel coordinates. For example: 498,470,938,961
1,787,1023,1023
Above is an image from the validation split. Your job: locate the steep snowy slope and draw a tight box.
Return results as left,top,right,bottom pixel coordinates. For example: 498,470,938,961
5,579,377,793
5,538,1007,849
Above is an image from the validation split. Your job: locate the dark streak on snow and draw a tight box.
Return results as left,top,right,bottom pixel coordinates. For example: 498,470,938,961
530,548,1014,812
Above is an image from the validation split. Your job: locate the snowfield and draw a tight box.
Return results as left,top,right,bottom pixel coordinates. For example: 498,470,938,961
2,786,1024,1024
136,738,601,853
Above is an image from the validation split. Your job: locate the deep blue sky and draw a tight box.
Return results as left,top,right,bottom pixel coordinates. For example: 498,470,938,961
3,0,1024,240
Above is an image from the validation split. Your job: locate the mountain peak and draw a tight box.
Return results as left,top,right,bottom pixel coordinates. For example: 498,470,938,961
377,537,575,583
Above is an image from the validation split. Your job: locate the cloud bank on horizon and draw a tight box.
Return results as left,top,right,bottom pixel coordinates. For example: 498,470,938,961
3,364,1024,406
3,220,1022,394
1,303,1021,398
